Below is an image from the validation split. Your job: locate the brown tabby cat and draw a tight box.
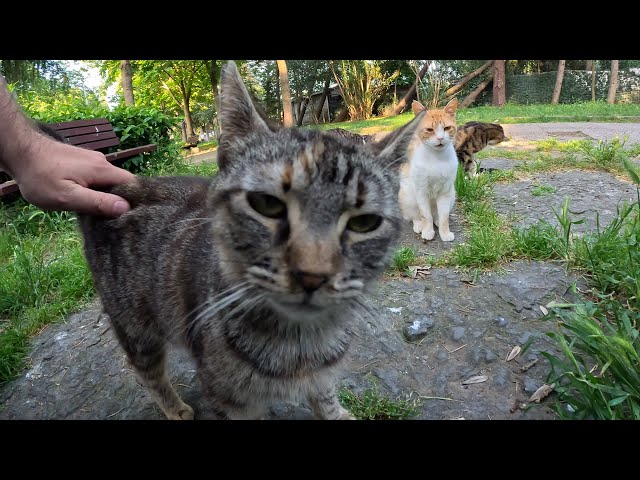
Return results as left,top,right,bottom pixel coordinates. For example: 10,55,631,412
454,121,506,175
78,61,423,420
326,128,373,144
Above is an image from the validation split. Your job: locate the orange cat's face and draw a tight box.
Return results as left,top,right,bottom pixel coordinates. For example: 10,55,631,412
411,98,458,151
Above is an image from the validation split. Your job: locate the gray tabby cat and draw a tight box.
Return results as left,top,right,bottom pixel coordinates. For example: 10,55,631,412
78,61,423,420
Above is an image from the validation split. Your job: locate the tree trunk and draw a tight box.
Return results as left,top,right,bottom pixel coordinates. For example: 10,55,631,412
276,60,294,127
460,72,494,108
492,60,506,106
551,60,566,104
204,60,220,111
313,75,331,123
391,62,430,115
180,86,195,138
607,60,619,104
120,60,135,106
585,60,593,71
332,108,349,123
591,62,597,101
274,63,281,120
444,60,493,98
297,97,310,127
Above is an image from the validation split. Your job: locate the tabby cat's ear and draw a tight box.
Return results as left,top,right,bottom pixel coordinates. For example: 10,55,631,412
444,98,458,117
219,61,270,140
411,100,426,116
376,111,424,171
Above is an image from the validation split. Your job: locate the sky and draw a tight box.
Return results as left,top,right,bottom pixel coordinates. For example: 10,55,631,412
64,60,118,107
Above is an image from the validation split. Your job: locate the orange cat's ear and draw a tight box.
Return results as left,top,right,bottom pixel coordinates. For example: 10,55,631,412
444,98,458,117
411,100,426,116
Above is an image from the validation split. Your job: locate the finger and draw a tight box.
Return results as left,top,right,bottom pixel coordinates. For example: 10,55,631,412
88,164,136,187
65,187,132,217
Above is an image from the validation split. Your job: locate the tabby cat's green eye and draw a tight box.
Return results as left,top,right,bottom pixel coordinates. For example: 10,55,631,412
247,192,287,219
347,214,383,233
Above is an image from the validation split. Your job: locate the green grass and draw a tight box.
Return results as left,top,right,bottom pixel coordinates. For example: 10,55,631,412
392,246,417,272
475,149,533,160
0,201,94,383
534,138,592,153
308,102,640,136
0,155,219,385
197,140,218,151
531,184,557,196
338,384,420,420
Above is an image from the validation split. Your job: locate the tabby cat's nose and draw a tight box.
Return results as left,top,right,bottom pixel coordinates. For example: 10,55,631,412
292,271,328,293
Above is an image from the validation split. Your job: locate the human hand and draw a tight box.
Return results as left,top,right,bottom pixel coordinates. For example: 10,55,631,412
15,135,136,217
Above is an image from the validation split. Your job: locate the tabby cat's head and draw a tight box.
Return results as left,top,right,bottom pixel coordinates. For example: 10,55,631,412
411,98,458,151
211,62,422,316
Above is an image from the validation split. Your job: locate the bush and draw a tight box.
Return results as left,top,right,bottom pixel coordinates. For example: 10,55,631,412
25,102,182,175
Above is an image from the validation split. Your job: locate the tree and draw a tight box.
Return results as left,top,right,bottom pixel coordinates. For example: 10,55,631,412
135,60,206,138
330,60,399,121
607,60,620,104
460,71,493,108
276,60,294,127
492,60,506,106
391,61,429,115
443,60,492,98
551,60,566,104
203,60,222,111
120,60,135,106
591,61,597,101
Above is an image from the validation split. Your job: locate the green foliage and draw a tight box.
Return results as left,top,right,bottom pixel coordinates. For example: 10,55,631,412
26,100,182,175
534,138,592,153
510,222,565,260
338,384,420,420
579,135,629,171
542,299,640,420
0,201,93,383
392,246,417,272
531,184,557,196
330,60,400,121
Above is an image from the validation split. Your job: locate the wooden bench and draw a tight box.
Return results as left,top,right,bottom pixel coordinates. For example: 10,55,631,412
0,118,157,197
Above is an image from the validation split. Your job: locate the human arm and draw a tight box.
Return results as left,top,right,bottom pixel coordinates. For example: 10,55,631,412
0,75,135,217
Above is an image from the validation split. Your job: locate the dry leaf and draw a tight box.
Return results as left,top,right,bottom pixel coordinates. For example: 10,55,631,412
407,265,431,279
528,383,555,403
519,359,539,373
539,305,549,315
506,345,521,362
462,375,488,385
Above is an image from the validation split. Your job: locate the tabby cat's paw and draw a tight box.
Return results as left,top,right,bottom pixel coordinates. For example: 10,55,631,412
421,229,435,241
440,231,455,242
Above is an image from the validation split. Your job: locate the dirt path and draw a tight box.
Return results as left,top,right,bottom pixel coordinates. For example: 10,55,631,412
1,123,637,420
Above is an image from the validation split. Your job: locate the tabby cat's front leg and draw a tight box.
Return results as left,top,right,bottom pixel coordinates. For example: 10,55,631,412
308,383,355,420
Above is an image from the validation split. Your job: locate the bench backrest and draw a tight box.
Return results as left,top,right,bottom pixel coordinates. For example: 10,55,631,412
48,118,121,151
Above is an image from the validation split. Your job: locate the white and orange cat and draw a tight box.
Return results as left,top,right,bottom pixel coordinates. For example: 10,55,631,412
399,98,458,242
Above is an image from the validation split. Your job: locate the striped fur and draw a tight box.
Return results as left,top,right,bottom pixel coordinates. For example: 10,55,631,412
78,61,423,420
454,122,506,175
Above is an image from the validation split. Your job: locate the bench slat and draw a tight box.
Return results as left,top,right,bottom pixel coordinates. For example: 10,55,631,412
105,144,157,164
55,124,115,138
49,118,111,130
76,138,122,151
66,131,118,146
0,180,19,195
